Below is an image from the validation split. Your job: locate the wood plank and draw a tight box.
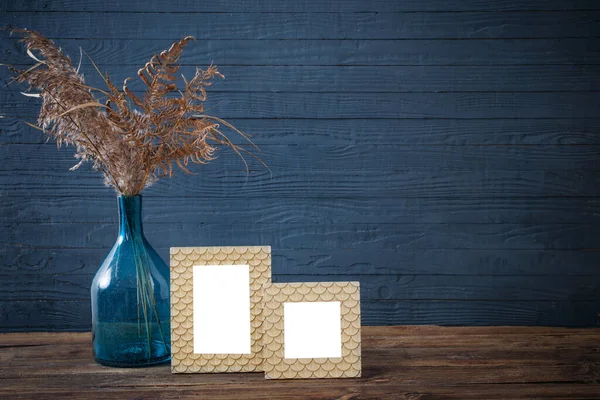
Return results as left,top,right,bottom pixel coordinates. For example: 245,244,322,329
5,91,600,119
0,362,597,398
3,326,599,341
6,325,596,347
3,37,599,66
1,299,599,329
3,0,599,12
0,300,90,331
364,325,600,335
4,11,600,39
364,300,600,327
5,339,598,370
270,248,600,276
0,386,595,400
2,169,599,198
276,274,600,302
2,336,599,369
4,144,600,174
1,328,599,398
4,118,600,146
4,195,600,224
2,152,600,197
1,382,600,400
2,222,598,250
3,326,599,347
4,65,600,93
1,273,597,302
2,247,600,276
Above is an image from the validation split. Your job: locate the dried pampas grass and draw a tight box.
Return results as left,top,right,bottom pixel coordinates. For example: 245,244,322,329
6,29,260,195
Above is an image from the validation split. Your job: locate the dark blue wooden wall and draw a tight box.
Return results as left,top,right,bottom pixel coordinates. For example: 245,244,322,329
1,0,600,331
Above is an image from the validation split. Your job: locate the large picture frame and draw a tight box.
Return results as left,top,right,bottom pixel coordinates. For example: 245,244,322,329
170,246,271,373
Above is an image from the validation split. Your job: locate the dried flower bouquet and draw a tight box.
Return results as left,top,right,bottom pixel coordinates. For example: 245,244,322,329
3,29,260,366
7,29,257,195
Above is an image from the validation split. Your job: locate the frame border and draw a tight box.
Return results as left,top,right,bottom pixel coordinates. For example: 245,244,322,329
262,282,361,379
170,246,271,373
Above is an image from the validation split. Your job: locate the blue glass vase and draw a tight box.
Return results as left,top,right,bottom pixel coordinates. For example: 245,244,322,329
91,195,171,367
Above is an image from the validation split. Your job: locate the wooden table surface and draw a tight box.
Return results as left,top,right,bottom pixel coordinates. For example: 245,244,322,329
0,326,599,399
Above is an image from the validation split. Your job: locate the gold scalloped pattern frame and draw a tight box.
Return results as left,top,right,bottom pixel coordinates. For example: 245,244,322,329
170,246,271,373
263,282,361,379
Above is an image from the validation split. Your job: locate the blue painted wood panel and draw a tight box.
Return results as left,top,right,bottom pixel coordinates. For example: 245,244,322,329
5,11,600,39
5,92,600,119
3,0,600,12
1,0,599,330
3,38,600,66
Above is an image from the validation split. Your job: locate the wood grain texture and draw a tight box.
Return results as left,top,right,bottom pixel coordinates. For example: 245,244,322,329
5,118,600,145
1,273,598,302
0,327,599,398
4,65,600,93
4,196,600,224
4,144,600,173
2,168,600,198
2,222,598,250
1,1,599,331
3,247,600,276
3,37,600,66
1,300,600,329
3,0,600,12
5,91,600,119
4,11,600,39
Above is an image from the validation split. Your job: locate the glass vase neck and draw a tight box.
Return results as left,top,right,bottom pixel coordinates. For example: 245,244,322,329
118,195,144,239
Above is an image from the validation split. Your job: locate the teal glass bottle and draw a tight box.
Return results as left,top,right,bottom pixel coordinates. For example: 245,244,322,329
91,195,171,367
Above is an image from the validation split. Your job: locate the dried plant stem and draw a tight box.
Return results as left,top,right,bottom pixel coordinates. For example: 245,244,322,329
38,86,124,193
7,29,262,196
5,28,265,359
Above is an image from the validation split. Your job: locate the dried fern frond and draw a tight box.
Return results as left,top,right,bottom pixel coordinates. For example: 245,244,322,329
6,29,261,196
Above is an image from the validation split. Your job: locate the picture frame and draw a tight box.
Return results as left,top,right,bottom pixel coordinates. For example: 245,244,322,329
262,282,361,379
170,246,271,373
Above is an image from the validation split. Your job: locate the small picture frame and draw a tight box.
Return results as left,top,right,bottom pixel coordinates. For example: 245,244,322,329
170,246,271,373
262,282,361,379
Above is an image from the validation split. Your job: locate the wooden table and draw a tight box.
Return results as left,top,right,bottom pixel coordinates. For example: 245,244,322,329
0,326,599,399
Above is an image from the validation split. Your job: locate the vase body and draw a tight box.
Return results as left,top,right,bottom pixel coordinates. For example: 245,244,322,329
91,195,171,367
